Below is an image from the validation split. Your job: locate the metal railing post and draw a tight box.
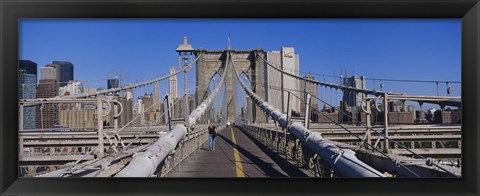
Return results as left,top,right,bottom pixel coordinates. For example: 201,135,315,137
97,96,104,158
164,95,172,131
232,62,385,177
366,100,372,148
114,99,119,131
285,91,291,159
383,93,389,152
304,93,311,129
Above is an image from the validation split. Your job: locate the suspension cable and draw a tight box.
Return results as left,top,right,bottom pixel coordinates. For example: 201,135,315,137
263,84,420,177
259,55,461,103
38,54,201,100
259,56,459,171
263,83,456,176
299,70,461,84
232,57,385,177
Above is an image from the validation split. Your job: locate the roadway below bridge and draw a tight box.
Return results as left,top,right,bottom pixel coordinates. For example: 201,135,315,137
167,126,312,177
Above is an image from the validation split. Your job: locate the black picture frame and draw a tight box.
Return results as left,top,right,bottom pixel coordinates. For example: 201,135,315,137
1,0,479,195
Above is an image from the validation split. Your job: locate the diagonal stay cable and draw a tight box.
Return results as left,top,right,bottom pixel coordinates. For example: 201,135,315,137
308,91,457,176
232,53,385,177
32,54,202,101
114,50,229,177
263,85,420,177
278,87,420,177
264,81,456,176
298,70,461,84
260,57,458,176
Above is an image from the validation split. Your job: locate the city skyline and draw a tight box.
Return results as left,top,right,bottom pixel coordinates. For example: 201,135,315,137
17,19,463,178
20,19,461,101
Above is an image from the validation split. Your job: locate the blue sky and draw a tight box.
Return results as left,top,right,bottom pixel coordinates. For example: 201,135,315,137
20,19,461,110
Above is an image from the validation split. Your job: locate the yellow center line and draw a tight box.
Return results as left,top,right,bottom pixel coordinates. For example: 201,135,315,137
230,127,245,177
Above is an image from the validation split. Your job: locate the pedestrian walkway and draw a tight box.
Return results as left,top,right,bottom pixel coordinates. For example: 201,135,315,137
167,126,311,177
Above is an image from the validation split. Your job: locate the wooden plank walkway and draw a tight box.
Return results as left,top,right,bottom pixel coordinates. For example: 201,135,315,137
167,126,311,177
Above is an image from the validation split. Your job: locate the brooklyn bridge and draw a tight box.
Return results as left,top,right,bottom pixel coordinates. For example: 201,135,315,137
18,37,461,178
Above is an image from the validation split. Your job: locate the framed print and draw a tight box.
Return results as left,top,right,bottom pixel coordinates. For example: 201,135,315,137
1,0,479,195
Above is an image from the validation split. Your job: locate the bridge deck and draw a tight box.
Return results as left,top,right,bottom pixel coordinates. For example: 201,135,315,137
167,127,311,177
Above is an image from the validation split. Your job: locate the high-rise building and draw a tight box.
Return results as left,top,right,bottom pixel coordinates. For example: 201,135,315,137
120,95,134,127
19,70,37,99
19,60,38,80
266,51,282,113
141,94,154,124
157,102,166,125
47,61,74,87
103,95,134,128
59,109,96,129
36,78,59,129
135,93,161,125
40,67,56,80
153,82,160,111
343,76,367,107
266,47,301,113
173,97,182,119
169,65,178,100
19,70,37,129
170,94,195,120
59,81,84,96
132,99,143,126
299,74,319,112
58,81,85,114
107,78,119,89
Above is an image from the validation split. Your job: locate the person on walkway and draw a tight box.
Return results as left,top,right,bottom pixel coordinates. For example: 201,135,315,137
208,122,218,151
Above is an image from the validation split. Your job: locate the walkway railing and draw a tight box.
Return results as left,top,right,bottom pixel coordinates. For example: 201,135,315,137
115,51,230,177
232,53,385,177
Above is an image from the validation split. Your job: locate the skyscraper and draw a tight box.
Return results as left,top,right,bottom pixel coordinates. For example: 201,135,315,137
59,81,84,96
40,67,56,80
19,60,38,80
47,61,74,87
153,82,160,111
133,98,144,126
59,81,84,112
169,65,178,100
343,76,367,107
36,78,59,129
266,47,301,113
36,67,59,129
141,94,154,124
107,78,119,89
266,51,282,112
59,109,95,130
119,94,134,127
299,74,319,112
19,70,37,129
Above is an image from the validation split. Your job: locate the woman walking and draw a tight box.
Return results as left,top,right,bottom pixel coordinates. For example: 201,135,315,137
208,122,217,151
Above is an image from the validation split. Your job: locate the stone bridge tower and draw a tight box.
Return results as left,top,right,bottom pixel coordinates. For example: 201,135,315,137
194,49,267,123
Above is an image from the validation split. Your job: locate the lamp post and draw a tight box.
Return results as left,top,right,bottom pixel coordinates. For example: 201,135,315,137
176,36,195,127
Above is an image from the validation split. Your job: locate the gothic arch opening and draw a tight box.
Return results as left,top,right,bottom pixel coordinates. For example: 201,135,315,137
234,72,252,123
206,72,226,125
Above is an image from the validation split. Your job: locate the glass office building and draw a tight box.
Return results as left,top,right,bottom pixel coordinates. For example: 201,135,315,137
19,70,37,129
